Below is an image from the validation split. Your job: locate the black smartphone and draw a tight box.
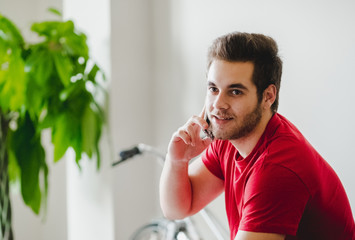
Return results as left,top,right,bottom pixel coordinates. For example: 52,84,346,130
203,113,214,140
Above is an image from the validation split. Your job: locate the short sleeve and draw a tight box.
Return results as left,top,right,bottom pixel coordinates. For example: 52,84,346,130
239,163,310,236
201,141,224,180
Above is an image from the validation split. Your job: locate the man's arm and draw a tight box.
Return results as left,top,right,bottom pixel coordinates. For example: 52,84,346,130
160,157,224,219
235,231,285,240
159,111,223,220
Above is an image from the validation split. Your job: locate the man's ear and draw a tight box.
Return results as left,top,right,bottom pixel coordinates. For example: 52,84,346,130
263,84,277,109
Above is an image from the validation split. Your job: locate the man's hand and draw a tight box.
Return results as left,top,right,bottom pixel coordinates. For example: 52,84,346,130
167,107,213,163
160,107,219,220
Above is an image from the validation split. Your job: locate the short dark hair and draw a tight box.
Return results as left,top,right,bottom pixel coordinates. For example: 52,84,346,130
207,32,282,112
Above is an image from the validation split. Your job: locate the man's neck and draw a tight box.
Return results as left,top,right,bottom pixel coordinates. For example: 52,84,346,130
230,111,274,158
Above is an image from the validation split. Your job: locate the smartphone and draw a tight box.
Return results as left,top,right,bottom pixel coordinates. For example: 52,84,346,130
203,113,214,140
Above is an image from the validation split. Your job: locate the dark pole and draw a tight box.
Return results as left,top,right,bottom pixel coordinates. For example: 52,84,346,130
0,111,14,240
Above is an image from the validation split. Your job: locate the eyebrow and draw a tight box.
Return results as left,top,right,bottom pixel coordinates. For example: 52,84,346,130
207,81,249,91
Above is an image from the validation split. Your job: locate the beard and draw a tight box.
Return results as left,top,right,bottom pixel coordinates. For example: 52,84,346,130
210,102,262,140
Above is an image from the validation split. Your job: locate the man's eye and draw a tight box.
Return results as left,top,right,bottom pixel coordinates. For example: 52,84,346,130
231,89,242,95
209,87,218,93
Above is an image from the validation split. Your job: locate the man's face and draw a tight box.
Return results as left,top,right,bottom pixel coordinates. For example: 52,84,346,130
205,60,262,140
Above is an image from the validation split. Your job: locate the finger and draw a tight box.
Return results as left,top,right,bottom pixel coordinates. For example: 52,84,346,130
199,105,206,119
189,115,209,131
186,123,200,146
173,128,192,145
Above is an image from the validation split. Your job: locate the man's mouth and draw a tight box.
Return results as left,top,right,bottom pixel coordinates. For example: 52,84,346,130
216,116,233,120
211,114,234,126
213,115,234,121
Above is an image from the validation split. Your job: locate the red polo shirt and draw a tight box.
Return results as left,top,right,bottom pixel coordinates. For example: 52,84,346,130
202,113,355,239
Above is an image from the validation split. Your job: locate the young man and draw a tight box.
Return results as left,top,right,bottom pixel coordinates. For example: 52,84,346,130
159,32,355,240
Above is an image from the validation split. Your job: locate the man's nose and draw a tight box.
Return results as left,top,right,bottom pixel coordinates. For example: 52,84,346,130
213,93,229,110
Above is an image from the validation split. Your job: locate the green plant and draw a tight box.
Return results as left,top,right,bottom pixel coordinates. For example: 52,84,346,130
0,10,106,239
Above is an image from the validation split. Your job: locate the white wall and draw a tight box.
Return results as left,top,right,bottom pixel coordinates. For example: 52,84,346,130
110,0,161,239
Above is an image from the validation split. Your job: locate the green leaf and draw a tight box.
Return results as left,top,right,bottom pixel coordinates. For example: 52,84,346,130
94,115,102,170
41,153,49,214
62,31,88,57
0,15,26,111
31,21,72,39
57,21,75,36
8,113,47,214
48,8,62,17
25,47,53,85
59,80,90,115
81,104,97,158
82,103,103,169
21,143,43,214
87,63,99,82
7,148,21,184
31,21,59,39
52,51,72,86
51,111,83,165
25,81,45,118
0,44,26,111
0,14,24,47
52,114,71,162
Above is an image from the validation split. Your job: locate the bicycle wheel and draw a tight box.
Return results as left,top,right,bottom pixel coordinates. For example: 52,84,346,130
130,222,167,240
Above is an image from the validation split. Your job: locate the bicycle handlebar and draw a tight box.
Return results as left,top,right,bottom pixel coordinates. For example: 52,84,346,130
112,143,166,167
121,146,141,160
112,146,141,166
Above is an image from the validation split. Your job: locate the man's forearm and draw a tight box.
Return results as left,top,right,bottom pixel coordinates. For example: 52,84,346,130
159,155,193,220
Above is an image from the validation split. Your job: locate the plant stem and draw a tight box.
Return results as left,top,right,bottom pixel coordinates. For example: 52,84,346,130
0,111,14,240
